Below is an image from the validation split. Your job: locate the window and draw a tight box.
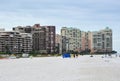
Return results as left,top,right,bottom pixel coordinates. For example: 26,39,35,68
106,38,110,42
102,34,105,40
73,32,75,37
93,38,97,43
98,38,101,42
106,43,110,47
97,43,101,46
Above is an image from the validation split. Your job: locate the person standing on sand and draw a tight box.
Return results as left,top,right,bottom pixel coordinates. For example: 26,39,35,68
73,54,75,58
76,54,78,58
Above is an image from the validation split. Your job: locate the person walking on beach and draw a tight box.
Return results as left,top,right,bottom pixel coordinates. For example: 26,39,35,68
73,54,75,58
73,54,78,58
76,54,78,58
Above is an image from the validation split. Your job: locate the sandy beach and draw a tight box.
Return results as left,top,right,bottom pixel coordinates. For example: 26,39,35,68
0,55,120,81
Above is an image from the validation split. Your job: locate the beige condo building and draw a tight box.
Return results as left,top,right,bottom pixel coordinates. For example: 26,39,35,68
90,27,112,53
61,27,82,53
55,34,62,54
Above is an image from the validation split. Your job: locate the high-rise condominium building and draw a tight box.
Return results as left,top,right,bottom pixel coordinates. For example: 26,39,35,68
20,33,32,53
91,27,112,53
81,31,91,51
61,27,82,53
61,27,112,54
32,24,46,53
32,24,56,53
55,34,62,54
45,26,56,53
13,24,56,54
0,31,22,54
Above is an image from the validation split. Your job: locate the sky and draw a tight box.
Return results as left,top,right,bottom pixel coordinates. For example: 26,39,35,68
0,0,120,52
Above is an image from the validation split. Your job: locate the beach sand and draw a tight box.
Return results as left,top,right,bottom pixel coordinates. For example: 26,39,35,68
0,55,120,81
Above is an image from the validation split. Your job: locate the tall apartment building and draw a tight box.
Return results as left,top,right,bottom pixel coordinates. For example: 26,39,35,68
55,34,62,54
13,24,56,54
61,27,82,53
32,24,56,53
20,33,32,53
43,25,55,53
61,27,112,54
81,31,91,51
32,25,46,53
0,31,22,54
91,27,112,53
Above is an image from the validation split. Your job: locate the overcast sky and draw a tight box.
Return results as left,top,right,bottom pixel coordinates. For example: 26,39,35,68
0,0,120,52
